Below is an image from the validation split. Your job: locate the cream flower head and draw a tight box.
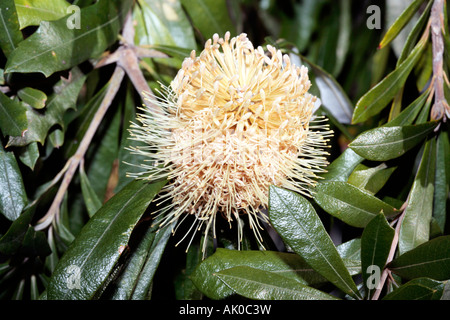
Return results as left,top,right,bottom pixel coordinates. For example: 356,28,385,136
128,32,332,254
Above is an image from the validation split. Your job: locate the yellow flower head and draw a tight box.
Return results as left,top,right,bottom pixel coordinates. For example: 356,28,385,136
128,32,332,254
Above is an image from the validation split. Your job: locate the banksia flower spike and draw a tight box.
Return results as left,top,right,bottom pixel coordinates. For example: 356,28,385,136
128,32,332,255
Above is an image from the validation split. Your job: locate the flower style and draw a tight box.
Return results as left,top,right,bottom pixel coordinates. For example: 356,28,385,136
128,32,332,254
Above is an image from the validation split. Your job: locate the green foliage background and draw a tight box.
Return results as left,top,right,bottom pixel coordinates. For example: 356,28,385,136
0,0,449,300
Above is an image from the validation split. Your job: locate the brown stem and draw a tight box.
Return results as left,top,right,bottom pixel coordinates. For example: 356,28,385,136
430,0,449,120
35,66,125,230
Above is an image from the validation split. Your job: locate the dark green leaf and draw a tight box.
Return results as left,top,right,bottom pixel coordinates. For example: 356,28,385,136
129,222,173,300
0,208,33,255
389,236,450,281
0,91,28,137
347,163,397,195
399,138,436,254
79,165,102,218
46,179,166,300
0,143,27,221
379,0,426,49
352,34,427,123
433,131,449,232
313,181,398,228
319,148,364,182
6,0,132,77
385,89,430,127
17,142,40,170
361,214,395,298
0,0,23,57
180,0,235,39
191,248,357,300
269,186,361,299
215,266,338,300
383,278,445,300
349,121,438,161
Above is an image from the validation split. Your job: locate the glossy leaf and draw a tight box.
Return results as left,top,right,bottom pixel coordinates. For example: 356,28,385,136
399,138,436,254
379,0,426,49
389,236,450,281
319,148,364,182
313,181,398,228
361,214,395,298
46,179,166,300
385,88,430,127
352,33,427,123
129,223,174,300
433,131,449,232
0,208,33,255
383,278,445,300
15,0,70,29
215,266,339,300
0,92,28,138
0,143,27,221
180,0,235,39
349,121,438,161
17,87,47,109
269,186,361,299
347,163,396,195
134,0,195,49
190,248,359,300
6,0,132,77
309,59,353,124
0,0,23,57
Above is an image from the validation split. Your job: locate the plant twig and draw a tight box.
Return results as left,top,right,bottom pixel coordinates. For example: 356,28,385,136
430,0,450,120
35,66,125,230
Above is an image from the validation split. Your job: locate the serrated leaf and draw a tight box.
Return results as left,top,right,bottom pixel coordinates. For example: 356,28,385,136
215,266,339,300
7,69,86,147
383,278,445,300
0,143,27,221
15,0,71,29
180,0,235,39
352,33,427,123
349,121,438,161
347,163,396,195
0,91,28,137
313,181,398,228
399,138,436,254
0,208,33,255
46,179,166,300
269,186,361,299
0,0,23,57
5,0,132,77
389,236,450,281
379,0,426,49
361,214,395,298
